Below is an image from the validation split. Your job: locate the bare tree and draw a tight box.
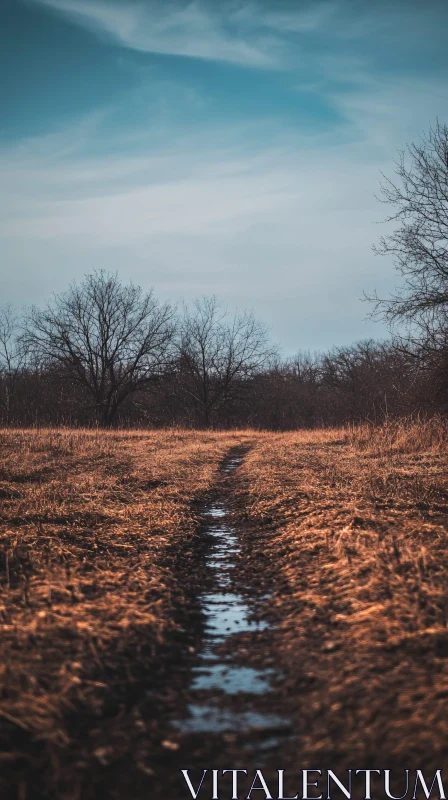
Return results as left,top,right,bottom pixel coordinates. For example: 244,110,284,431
178,296,275,426
24,271,175,426
321,340,418,423
0,305,26,423
368,121,448,367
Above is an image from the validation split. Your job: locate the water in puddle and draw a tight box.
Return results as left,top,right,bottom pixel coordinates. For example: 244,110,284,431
177,706,287,734
174,456,290,741
192,665,272,693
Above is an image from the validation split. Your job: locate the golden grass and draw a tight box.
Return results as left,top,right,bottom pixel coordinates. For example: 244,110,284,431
346,415,447,454
1,420,447,790
0,427,252,795
236,420,448,766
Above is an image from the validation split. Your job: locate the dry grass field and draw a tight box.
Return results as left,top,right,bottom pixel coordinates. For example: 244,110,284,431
235,419,448,769
0,428,252,798
0,421,447,796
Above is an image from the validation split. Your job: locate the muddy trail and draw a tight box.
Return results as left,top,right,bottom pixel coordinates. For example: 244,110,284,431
4,427,447,798
140,447,293,800
5,428,446,799
1,442,296,800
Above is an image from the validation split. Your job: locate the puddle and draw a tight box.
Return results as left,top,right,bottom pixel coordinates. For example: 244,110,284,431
174,454,290,741
192,665,272,694
177,706,287,734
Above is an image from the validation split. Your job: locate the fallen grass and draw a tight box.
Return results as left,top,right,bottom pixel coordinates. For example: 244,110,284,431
0,427,251,797
1,421,447,793
236,419,448,767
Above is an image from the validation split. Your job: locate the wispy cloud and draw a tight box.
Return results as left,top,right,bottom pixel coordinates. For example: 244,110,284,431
5,0,448,350
262,2,337,33
4,71,441,348
23,0,289,67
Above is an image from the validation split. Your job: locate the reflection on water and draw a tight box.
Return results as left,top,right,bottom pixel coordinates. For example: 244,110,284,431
176,706,287,734
192,664,272,694
174,456,290,739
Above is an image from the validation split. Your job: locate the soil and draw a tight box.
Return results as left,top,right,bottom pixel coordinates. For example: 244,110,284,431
103,446,294,800
2,425,447,799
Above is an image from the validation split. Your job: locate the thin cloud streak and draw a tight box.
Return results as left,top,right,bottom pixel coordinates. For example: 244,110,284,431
23,0,287,67
1,74,425,350
3,0,448,350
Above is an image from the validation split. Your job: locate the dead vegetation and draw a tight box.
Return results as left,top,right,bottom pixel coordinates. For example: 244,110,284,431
1,421,447,794
236,419,448,768
0,428,251,798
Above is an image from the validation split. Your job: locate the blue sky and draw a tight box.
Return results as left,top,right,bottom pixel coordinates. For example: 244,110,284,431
1,0,448,353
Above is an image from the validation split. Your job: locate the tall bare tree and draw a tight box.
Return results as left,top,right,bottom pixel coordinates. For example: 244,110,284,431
368,121,448,385
24,271,175,426
178,296,274,426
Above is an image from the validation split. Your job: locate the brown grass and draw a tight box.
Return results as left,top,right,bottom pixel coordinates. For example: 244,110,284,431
1,421,447,792
236,420,448,767
0,428,252,797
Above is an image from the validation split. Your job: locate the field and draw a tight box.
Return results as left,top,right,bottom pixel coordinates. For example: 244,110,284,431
234,421,448,768
0,422,447,798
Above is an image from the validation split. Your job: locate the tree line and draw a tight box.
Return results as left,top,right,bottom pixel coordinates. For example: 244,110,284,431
1,121,447,429
0,278,444,429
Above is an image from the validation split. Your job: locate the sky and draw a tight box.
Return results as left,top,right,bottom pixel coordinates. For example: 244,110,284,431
1,0,448,354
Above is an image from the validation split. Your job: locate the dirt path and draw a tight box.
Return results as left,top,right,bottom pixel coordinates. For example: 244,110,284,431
135,446,294,800
0,431,261,800
4,426,446,797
